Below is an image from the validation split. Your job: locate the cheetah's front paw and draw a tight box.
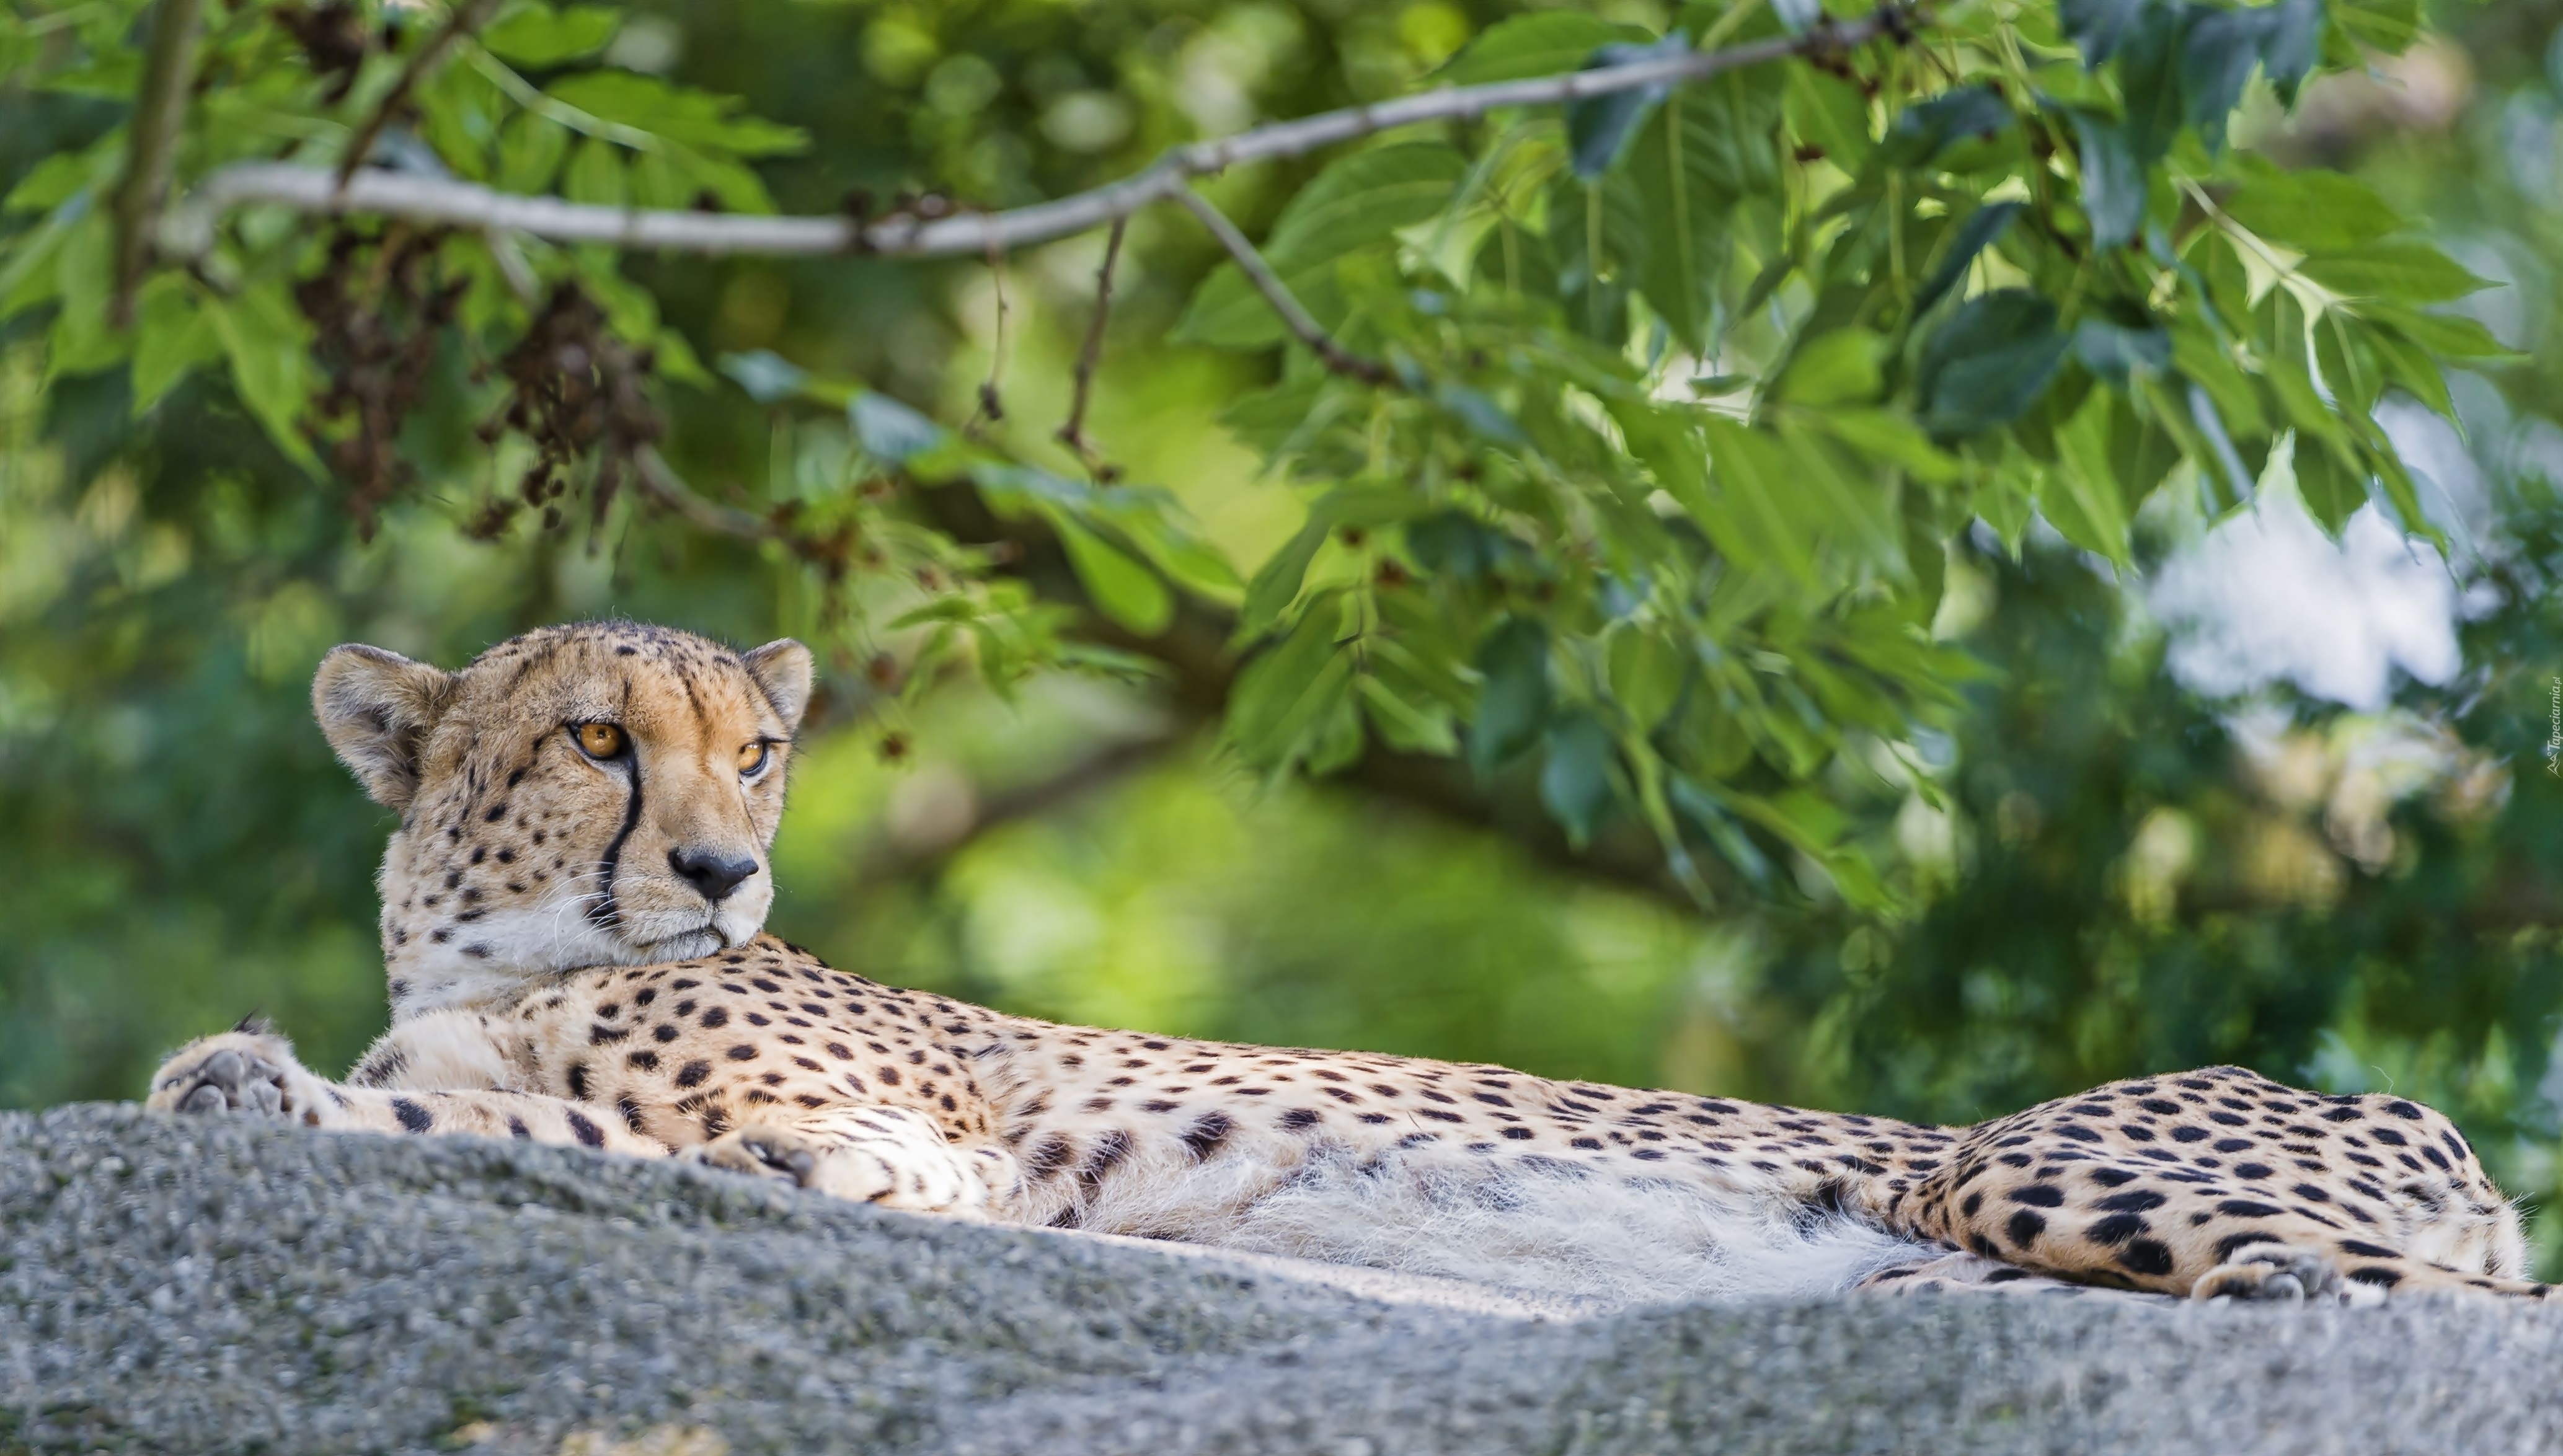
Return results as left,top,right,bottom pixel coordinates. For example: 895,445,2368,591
146,1028,341,1129
2193,1244,2348,1304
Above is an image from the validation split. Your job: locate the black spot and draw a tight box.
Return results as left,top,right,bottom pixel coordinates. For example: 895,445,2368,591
2339,1240,2400,1260
1279,1108,1321,1131
2384,1101,2424,1120
2096,1189,2167,1213
1981,1268,2031,1285
565,1109,605,1148
727,1044,758,1061
2218,1199,2285,1218
507,1117,532,1140
566,1063,590,1101
2087,1213,2147,1246
2321,1106,2363,1123
1077,1130,1133,1186
2210,1111,2247,1127
675,1061,710,1088
2055,1124,2102,1144
652,1024,679,1044
2138,1099,2181,1116
627,1050,659,1072
2215,1231,2283,1261
2234,1162,2273,1180
2009,1185,2065,1207
1180,1113,1234,1161
2006,1209,2047,1247
1961,1191,1983,1217
2118,1124,2156,1142
2169,1126,2208,1144
1502,1126,1536,1140
2117,1238,2175,1276
2088,1167,2140,1187
2348,1266,2404,1288
1570,1137,1603,1151
391,1098,432,1134
2213,1138,2252,1153
700,1006,730,1029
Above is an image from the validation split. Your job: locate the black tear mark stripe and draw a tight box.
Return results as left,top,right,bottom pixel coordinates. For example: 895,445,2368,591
588,677,644,929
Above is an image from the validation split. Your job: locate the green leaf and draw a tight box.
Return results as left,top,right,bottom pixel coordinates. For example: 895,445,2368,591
2116,1,2191,166
2300,242,2495,304
1054,516,1173,635
496,113,571,195
1785,66,1873,172
1880,86,2012,169
1608,626,1686,731
1803,408,1964,485
1357,674,1458,756
1771,329,1884,407
2292,434,2368,534
2072,317,2171,380
1440,12,1651,86
3,151,101,213
1567,37,1686,180
1239,516,1331,637
2358,304,2511,361
1469,616,1552,776
2182,6,2277,152
1916,291,2069,438
847,390,946,462
1698,416,1818,588
130,276,219,414
1915,200,2021,314
1539,710,1620,848
1265,142,1469,265
1229,595,1355,772
482,4,623,67
2060,0,2147,68
205,282,319,474
2071,112,2143,250
2331,0,2420,54
546,72,808,157
2041,389,2135,567
562,136,627,207
2219,157,2405,253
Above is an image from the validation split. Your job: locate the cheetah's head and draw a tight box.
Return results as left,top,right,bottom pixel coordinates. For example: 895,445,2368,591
312,621,813,1015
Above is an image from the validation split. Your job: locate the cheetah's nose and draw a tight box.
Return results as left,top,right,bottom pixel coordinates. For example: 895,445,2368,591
668,847,758,903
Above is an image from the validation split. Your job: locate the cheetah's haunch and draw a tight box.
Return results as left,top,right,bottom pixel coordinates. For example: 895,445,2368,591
148,622,2549,1307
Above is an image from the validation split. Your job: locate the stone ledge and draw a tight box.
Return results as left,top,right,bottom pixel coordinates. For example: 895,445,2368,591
2,1104,2553,1455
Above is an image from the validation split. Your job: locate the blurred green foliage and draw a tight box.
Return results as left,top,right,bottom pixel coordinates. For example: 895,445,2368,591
7,0,2563,1282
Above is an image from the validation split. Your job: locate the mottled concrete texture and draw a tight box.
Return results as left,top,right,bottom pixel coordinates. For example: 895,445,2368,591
3,1103,2554,1455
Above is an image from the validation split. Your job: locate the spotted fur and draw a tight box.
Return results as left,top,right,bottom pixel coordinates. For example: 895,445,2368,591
147,622,2550,1305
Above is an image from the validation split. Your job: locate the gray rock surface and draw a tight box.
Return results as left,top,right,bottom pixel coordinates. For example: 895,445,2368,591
3,1103,2556,1455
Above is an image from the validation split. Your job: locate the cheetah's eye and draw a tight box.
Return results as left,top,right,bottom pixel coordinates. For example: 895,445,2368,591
572,722,629,760
738,741,771,777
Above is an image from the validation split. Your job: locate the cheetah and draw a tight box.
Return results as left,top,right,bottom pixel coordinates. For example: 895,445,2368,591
147,621,2548,1306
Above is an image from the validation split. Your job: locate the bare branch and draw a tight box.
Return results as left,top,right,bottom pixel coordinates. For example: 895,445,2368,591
162,7,1912,260
1174,188,1391,385
337,0,505,188
109,0,208,327
631,445,779,542
1056,216,1126,475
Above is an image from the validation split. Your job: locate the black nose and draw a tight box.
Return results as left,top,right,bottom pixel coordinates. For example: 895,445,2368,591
668,847,758,903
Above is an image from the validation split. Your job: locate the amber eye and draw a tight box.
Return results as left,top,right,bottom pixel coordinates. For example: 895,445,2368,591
738,740,771,777
573,722,628,759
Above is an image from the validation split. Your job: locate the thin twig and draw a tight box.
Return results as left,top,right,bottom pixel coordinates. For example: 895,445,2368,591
632,444,778,541
1058,216,1127,475
337,0,505,187
108,0,209,327
163,7,1913,260
1172,188,1389,384
972,229,1010,430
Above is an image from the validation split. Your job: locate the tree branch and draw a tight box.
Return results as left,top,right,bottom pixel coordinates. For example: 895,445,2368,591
631,444,779,541
1056,215,1125,475
109,0,209,328
1172,188,1389,385
335,0,505,188
161,7,1912,260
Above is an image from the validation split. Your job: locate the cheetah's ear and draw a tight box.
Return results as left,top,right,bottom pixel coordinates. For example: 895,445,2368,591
312,644,460,810
741,638,815,733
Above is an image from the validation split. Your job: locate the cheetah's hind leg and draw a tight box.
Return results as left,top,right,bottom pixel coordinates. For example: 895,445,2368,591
146,1022,347,1129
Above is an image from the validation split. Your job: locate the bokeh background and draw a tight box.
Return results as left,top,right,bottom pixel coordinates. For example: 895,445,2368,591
11,0,2563,1275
